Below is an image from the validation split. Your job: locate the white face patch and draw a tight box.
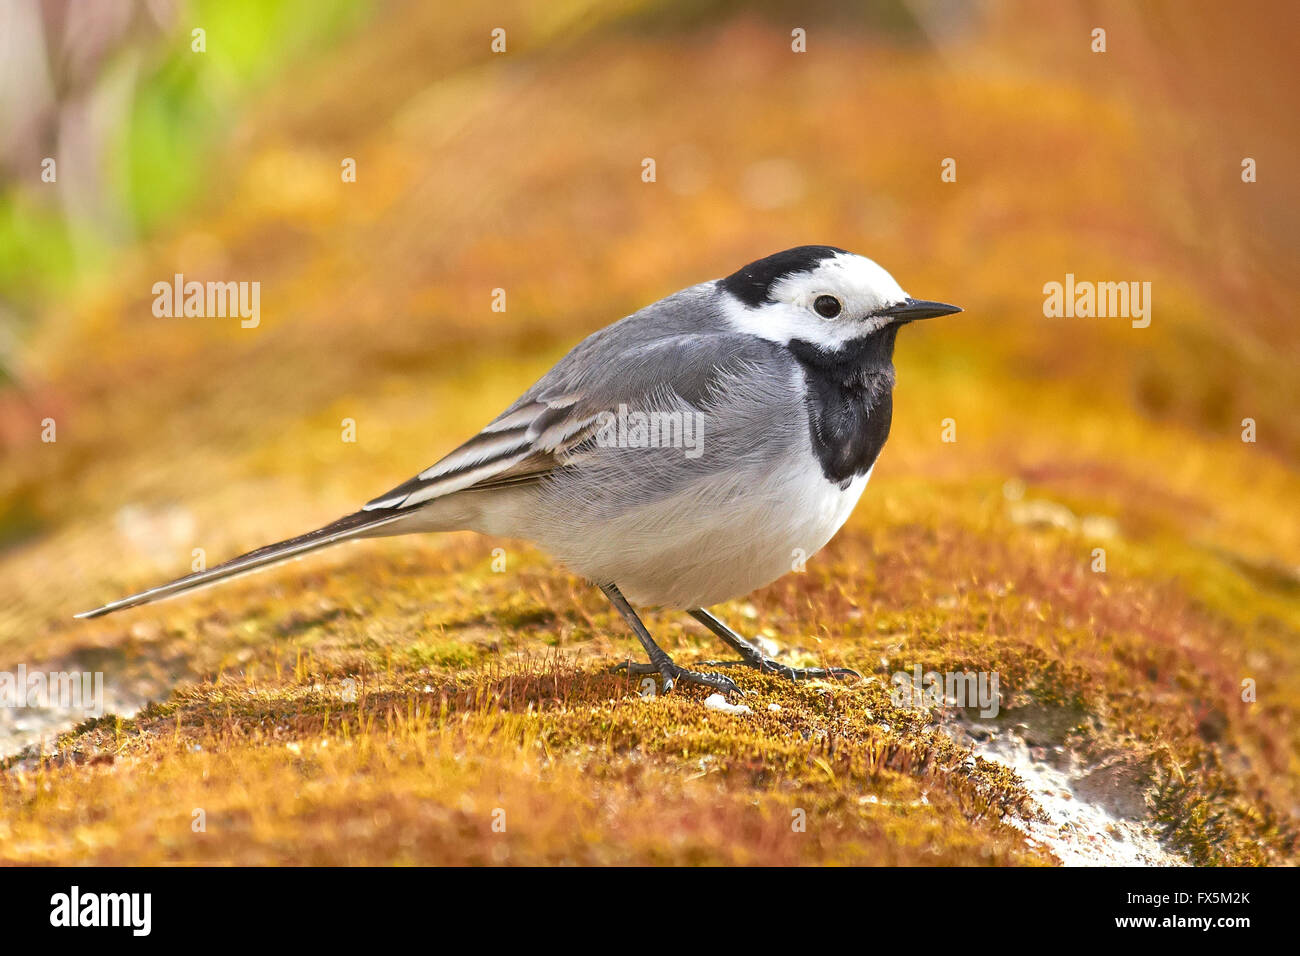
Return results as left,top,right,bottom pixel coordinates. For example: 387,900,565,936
719,251,910,349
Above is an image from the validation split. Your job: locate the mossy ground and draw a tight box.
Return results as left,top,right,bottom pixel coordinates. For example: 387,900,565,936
1,1,1297,864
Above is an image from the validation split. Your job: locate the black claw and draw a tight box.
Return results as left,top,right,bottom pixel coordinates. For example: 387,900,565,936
611,659,740,697
671,667,740,696
824,667,862,680
686,609,858,686
611,660,658,676
700,658,860,683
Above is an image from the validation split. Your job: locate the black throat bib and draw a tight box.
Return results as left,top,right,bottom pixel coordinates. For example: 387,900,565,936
786,327,898,488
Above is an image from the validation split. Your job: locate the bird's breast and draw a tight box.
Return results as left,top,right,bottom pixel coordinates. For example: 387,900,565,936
525,452,873,609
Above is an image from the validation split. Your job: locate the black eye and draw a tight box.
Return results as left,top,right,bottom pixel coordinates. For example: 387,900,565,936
813,295,842,318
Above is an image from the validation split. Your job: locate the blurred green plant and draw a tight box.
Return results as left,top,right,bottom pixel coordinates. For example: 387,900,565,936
0,0,372,381
115,0,371,231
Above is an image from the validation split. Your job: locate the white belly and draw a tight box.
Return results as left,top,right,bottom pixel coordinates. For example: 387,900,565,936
524,458,872,609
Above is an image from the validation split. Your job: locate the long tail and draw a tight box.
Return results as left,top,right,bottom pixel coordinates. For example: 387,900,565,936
75,509,408,619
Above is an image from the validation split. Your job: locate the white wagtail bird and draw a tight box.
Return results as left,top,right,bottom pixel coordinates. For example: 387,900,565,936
79,246,960,695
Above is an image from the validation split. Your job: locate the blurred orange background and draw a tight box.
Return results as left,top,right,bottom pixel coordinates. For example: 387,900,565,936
0,0,1296,865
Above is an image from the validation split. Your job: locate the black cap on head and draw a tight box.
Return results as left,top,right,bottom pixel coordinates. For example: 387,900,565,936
719,245,849,308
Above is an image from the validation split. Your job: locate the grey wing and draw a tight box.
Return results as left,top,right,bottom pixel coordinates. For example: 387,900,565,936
362,318,800,514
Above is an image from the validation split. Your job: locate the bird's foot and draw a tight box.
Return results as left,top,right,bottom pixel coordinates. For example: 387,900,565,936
611,659,741,696
700,655,860,683
686,609,859,685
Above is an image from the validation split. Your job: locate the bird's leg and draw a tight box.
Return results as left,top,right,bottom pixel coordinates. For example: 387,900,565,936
600,583,740,696
688,608,860,682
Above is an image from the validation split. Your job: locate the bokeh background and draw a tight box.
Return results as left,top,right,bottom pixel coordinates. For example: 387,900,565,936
0,0,1296,864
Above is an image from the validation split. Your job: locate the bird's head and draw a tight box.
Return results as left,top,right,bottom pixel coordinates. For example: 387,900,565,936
717,245,961,351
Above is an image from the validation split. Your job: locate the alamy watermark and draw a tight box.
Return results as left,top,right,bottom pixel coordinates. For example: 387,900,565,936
595,404,705,459
152,273,260,328
1043,274,1151,328
891,665,1000,718
0,664,104,717
50,886,150,936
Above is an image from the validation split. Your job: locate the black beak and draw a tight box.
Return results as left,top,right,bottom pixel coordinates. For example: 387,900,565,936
878,298,963,323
